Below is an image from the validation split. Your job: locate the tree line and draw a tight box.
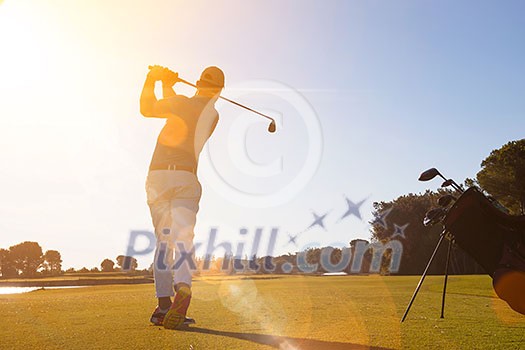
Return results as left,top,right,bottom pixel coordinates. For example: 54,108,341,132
0,241,141,278
0,242,62,278
63,256,140,274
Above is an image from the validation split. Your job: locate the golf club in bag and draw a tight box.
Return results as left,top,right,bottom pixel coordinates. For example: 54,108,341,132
401,168,525,322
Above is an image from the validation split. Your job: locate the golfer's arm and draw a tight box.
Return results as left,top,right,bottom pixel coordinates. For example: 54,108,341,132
162,84,176,99
140,77,171,118
140,77,157,117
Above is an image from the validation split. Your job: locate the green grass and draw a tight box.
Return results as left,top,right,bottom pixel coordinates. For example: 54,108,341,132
0,275,523,349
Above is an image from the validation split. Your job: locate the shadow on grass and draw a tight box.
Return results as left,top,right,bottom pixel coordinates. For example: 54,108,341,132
180,327,392,350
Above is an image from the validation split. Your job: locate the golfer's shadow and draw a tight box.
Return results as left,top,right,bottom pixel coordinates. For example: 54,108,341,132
180,327,392,350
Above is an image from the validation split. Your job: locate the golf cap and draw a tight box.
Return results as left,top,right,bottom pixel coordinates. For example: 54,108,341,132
199,66,225,88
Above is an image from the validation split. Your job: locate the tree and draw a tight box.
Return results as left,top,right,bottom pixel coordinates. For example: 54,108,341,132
249,254,259,271
305,247,322,270
348,239,372,274
0,248,17,278
8,242,44,277
371,191,440,274
116,255,138,271
476,139,525,214
100,259,115,272
43,250,62,275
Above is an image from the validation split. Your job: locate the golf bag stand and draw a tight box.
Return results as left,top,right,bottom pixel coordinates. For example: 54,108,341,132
401,231,454,322
441,238,453,319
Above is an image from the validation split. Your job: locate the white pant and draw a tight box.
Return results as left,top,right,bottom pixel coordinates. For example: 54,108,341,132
146,170,201,298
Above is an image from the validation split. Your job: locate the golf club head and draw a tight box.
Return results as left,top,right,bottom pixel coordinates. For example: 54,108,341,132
419,168,440,182
441,179,454,188
268,121,276,133
423,208,447,226
437,194,456,207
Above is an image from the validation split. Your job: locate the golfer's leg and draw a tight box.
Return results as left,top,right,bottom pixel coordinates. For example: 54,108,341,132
150,200,176,299
154,239,175,299
171,201,198,288
163,193,199,329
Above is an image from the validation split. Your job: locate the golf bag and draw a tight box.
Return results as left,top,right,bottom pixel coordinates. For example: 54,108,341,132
443,187,525,315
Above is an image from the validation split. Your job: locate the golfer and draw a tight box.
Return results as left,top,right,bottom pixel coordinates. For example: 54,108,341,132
140,65,224,329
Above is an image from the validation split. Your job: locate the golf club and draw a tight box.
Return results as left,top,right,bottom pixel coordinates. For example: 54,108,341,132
441,179,454,188
419,168,463,193
418,168,441,182
424,208,447,226
438,194,457,207
148,66,277,133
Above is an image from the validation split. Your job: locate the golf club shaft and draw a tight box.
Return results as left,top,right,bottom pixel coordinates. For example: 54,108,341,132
437,173,463,193
178,78,275,123
440,239,452,319
451,180,464,193
147,66,275,124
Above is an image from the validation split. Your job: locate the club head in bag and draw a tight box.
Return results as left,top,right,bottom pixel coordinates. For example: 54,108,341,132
438,194,456,207
419,168,441,182
423,208,447,226
441,179,454,188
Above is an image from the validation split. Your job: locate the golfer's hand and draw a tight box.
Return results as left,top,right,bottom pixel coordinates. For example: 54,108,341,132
162,69,179,87
147,65,165,81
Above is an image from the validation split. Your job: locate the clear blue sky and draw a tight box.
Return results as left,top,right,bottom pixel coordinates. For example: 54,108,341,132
0,0,524,269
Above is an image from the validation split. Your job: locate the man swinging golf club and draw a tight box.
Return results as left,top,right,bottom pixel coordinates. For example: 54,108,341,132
140,65,224,329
